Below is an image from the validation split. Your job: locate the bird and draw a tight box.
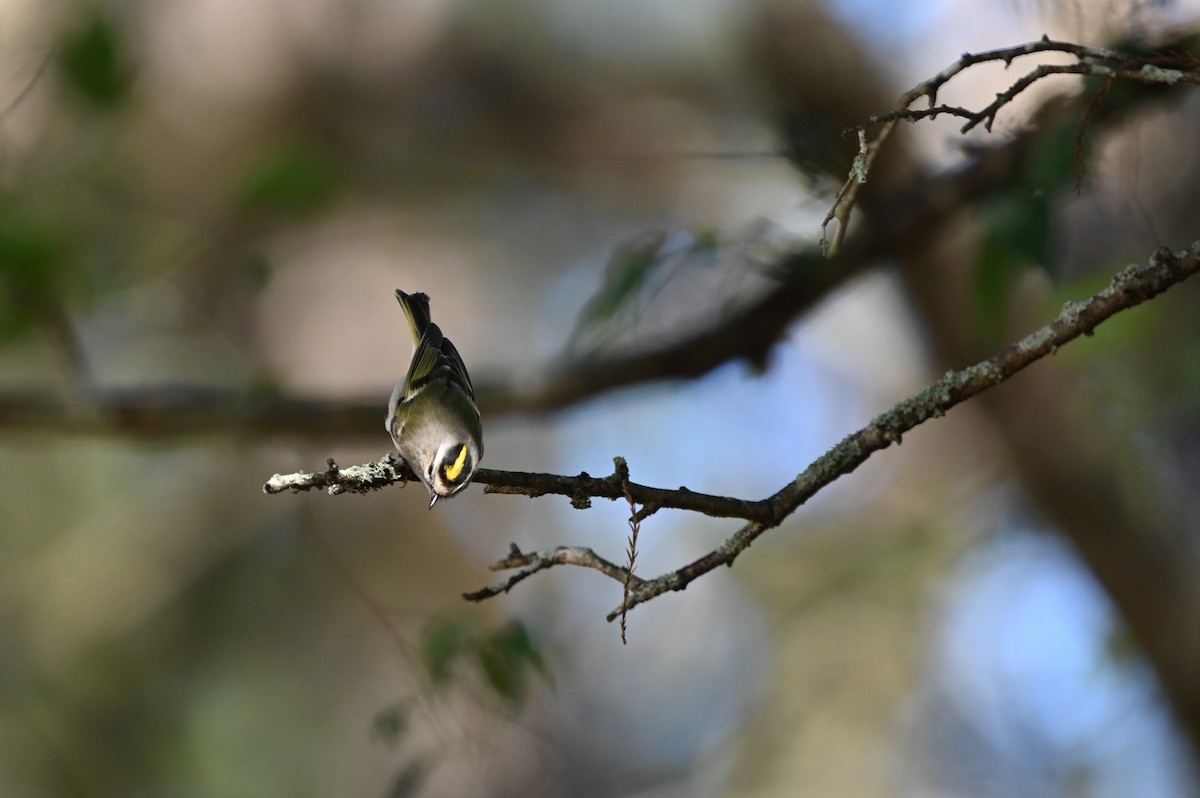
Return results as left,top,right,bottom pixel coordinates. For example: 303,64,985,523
385,290,483,508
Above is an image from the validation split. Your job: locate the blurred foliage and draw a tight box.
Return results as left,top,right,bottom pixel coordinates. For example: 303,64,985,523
0,2,1198,796
973,124,1077,336
239,249,275,294
975,190,1049,334
0,204,71,340
236,141,339,217
568,228,721,352
420,614,547,706
372,698,415,745
477,620,546,703
569,230,666,349
56,9,134,108
381,759,431,798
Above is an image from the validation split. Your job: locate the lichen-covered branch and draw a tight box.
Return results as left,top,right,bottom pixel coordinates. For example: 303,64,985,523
264,454,770,521
607,244,1200,618
264,243,1200,620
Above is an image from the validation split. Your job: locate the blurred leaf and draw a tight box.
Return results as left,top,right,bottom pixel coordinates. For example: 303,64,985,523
383,759,430,798
372,699,413,744
419,616,548,705
973,190,1049,336
689,228,720,259
568,230,665,347
0,208,68,290
492,620,546,678
1025,123,1078,192
0,207,69,341
240,250,273,293
237,143,337,216
0,291,35,341
476,621,546,704
57,10,134,107
418,614,475,687
973,237,1017,338
477,641,522,703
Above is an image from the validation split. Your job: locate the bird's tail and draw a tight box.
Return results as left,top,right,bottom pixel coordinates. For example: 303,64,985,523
395,290,432,345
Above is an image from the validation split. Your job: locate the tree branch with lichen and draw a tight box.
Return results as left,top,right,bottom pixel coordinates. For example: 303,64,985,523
264,243,1200,621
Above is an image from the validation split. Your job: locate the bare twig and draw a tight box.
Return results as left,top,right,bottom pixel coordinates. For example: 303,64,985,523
822,36,1200,252
0,53,49,125
265,243,1200,620
461,544,646,602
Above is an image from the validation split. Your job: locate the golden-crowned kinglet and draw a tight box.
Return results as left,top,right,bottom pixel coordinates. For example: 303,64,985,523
386,289,483,508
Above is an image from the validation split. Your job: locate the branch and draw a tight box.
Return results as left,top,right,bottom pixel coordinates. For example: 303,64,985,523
462,544,647,603
265,243,1200,620
6,40,1185,435
0,129,1084,439
264,453,771,521
822,36,1200,254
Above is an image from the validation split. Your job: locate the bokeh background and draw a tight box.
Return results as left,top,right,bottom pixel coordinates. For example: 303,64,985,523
3,1,1200,796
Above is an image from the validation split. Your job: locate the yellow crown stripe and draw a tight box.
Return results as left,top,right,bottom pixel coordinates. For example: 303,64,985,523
444,445,469,482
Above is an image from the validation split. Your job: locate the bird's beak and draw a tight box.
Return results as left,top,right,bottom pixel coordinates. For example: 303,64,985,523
428,494,439,510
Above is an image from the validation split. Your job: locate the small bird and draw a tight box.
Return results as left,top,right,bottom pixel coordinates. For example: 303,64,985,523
386,290,483,508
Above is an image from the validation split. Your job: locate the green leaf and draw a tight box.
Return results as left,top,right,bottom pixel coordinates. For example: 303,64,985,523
240,250,273,293
57,10,134,107
0,206,71,341
973,190,1049,336
418,615,475,687
0,292,35,341
1024,123,1078,193
476,621,546,704
0,208,67,293
568,231,665,347
237,143,337,216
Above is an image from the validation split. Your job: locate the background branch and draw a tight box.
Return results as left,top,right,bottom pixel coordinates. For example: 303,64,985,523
0,122,1119,438
6,39,1189,439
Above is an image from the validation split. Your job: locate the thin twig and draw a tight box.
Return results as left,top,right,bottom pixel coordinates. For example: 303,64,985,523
0,53,49,126
461,544,645,602
822,36,1200,251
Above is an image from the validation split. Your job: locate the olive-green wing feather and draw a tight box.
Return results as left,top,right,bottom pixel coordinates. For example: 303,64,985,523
439,336,476,401
402,327,447,400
